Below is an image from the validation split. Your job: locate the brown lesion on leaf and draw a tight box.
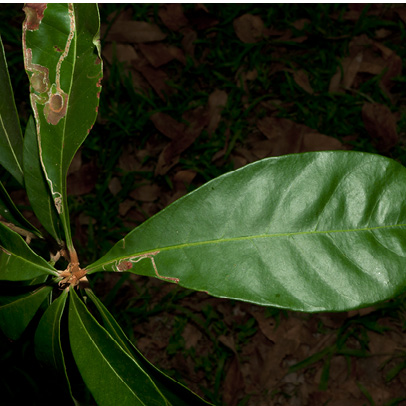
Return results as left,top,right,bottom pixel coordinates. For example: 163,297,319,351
0,220,38,244
116,261,133,271
0,246,11,256
43,87,68,125
23,3,47,31
113,251,180,283
24,48,50,94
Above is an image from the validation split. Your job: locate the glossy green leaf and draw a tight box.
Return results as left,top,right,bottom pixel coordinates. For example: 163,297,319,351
0,34,24,185
23,116,62,243
35,288,76,401
0,179,42,239
23,4,102,250
68,288,169,406
0,284,52,340
87,151,406,312
35,288,68,369
0,222,58,281
85,289,213,406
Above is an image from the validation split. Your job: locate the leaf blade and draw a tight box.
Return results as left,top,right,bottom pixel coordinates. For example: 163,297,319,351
0,284,52,340
0,178,42,239
23,115,62,243
86,151,406,312
22,4,102,250
34,288,77,402
69,288,169,406
85,288,213,406
35,288,68,370
0,34,24,185
0,222,58,281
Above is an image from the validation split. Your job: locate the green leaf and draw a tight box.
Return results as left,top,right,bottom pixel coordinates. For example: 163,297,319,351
87,151,406,312
68,288,169,406
23,116,62,243
0,179,42,239
0,284,52,340
35,288,76,401
0,222,58,281
23,4,102,250
85,289,213,406
0,34,24,186
35,288,68,369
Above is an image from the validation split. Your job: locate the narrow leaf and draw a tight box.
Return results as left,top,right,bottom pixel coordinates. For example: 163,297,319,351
35,288,76,401
85,289,213,406
87,151,406,312
35,288,68,370
0,179,42,239
69,288,169,406
22,4,102,250
0,284,52,340
23,115,62,243
0,222,58,281
0,34,24,185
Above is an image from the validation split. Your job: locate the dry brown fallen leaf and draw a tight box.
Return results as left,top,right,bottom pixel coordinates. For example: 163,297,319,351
67,161,98,196
291,18,311,30
181,29,198,60
139,43,186,68
108,177,122,196
102,43,138,65
257,116,343,157
173,170,197,191
153,107,209,175
182,323,202,350
130,184,161,202
362,102,398,151
329,53,363,92
150,112,185,140
207,89,228,135
118,145,142,172
118,199,134,217
222,355,245,406
394,6,406,23
158,3,189,31
292,69,314,94
233,13,266,43
330,34,402,97
103,20,167,43
184,5,219,31
133,63,174,100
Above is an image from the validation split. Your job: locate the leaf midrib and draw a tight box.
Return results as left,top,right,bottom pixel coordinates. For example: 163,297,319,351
0,112,23,178
1,244,57,274
71,296,148,406
86,222,406,272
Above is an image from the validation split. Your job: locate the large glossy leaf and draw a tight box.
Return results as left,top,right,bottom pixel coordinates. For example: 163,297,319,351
23,116,62,243
0,34,24,186
22,4,102,250
68,288,169,406
0,222,58,281
85,289,213,406
0,284,52,340
86,151,406,312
